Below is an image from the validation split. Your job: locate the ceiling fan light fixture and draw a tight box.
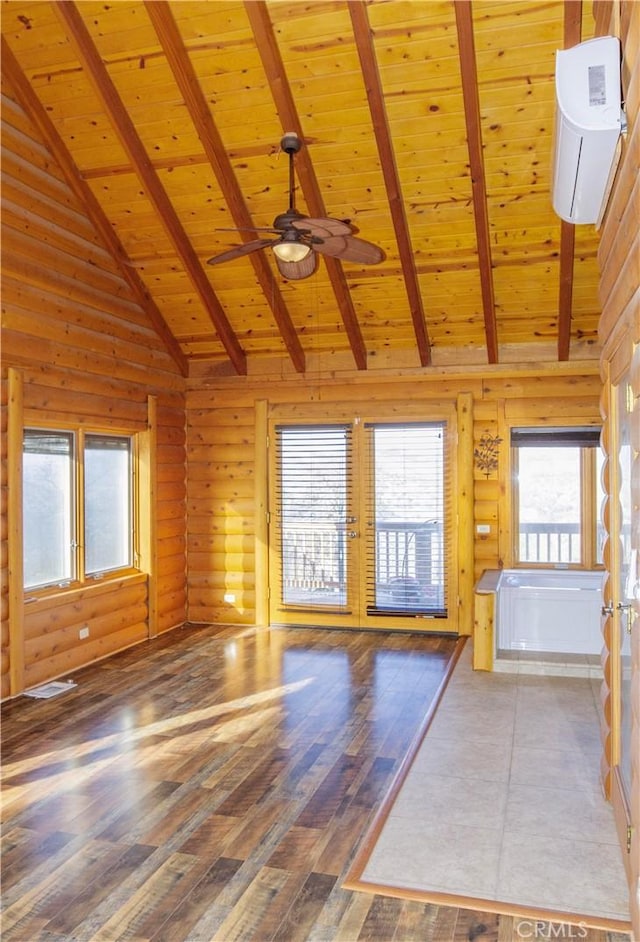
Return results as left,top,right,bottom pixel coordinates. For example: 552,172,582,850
272,232,312,262
275,251,318,280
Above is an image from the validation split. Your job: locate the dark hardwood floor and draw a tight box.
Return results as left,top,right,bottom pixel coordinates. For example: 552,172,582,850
0,625,626,941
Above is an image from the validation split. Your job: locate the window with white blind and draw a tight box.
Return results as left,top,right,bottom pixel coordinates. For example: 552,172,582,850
23,431,75,589
84,435,133,576
23,428,135,591
365,422,448,617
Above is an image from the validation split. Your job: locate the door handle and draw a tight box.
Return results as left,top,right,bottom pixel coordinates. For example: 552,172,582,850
618,601,635,633
601,601,635,632
348,531,358,539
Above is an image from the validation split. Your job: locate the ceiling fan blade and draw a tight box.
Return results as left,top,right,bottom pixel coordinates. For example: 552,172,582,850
312,235,385,265
206,239,275,265
291,217,352,238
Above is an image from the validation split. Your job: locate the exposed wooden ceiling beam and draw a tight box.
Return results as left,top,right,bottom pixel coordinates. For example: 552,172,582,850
349,2,432,368
144,1,306,374
558,0,582,361
592,0,616,36
558,219,576,360
54,1,248,376
454,1,499,365
0,35,189,378
245,1,368,371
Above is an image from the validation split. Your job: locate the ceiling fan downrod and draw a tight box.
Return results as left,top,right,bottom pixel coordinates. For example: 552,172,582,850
273,132,304,229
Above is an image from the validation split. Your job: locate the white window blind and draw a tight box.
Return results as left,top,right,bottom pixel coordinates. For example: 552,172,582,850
84,434,133,575
274,424,352,610
23,430,75,589
364,422,449,617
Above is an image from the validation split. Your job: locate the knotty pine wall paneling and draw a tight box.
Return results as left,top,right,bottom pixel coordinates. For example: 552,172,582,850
1,75,187,698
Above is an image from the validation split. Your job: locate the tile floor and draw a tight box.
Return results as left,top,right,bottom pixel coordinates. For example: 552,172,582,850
361,643,631,926
494,648,604,679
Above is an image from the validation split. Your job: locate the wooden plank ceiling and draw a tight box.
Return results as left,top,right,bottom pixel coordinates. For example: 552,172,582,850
1,0,603,376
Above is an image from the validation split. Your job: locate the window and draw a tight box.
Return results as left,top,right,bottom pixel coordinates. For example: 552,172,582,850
511,426,603,568
23,428,135,591
23,431,74,589
84,435,133,575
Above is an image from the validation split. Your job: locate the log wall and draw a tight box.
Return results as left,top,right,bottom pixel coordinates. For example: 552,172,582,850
1,74,187,698
186,365,602,628
1,2,636,926
595,2,640,935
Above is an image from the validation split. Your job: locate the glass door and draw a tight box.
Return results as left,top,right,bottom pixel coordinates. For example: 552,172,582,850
614,379,633,804
362,422,449,621
271,424,356,623
269,415,458,633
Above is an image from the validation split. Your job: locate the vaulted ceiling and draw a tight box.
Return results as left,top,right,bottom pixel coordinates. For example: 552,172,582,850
1,1,606,377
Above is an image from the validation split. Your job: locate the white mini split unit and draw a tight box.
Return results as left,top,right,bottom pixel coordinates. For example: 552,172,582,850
552,35,623,224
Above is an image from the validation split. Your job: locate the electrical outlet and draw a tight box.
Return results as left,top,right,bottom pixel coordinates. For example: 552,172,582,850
476,524,491,534
79,626,90,640
223,592,236,604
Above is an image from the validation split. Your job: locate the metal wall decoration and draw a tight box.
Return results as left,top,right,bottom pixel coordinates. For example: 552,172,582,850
474,434,502,478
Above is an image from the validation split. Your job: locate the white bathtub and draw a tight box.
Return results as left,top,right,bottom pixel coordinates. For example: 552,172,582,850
496,569,604,655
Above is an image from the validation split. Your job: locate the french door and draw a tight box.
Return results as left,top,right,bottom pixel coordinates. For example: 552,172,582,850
607,370,635,877
268,412,458,633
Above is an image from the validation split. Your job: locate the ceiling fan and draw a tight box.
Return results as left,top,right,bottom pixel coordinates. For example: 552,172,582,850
206,133,385,280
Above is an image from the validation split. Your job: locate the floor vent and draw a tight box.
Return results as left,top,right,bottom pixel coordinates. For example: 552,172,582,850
24,680,77,699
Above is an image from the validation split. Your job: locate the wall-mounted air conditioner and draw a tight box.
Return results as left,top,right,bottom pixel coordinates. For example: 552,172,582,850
552,35,623,225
